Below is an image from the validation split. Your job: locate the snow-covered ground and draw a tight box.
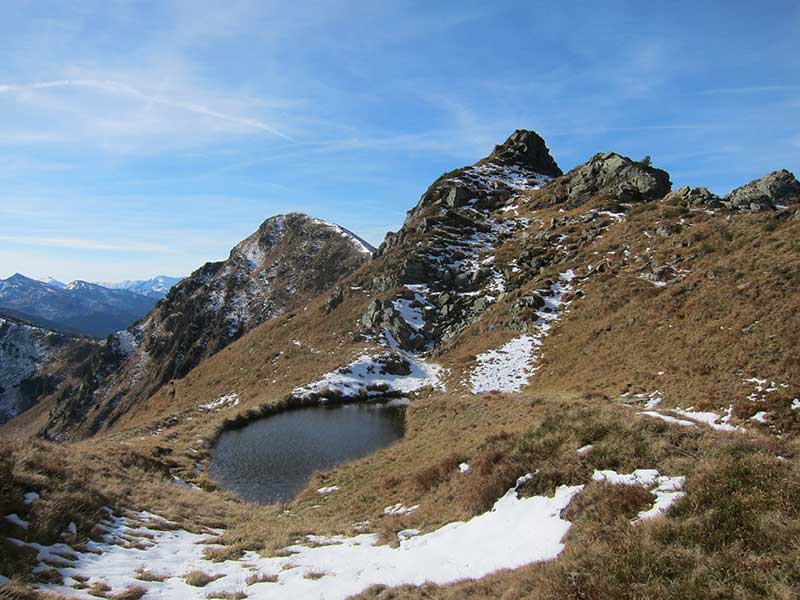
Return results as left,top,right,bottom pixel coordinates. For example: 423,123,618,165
292,352,444,402
469,270,576,394
628,392,743,432
469,335,539,394
15,467,682,600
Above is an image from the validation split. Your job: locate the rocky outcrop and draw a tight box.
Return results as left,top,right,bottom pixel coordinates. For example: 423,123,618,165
361,130,566,348
39,213,373,440
665,186,724,209
533,152,671,209
359,134,680,352
724,169,800,211
480,129,563,177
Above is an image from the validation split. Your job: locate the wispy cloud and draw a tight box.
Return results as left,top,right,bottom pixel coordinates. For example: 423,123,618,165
0,79,291,139
0,235,169,253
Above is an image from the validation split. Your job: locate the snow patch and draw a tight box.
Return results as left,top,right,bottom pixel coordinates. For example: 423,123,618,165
591,470,686,522
469,270,576,394
383,503,419,516
198,393,240,412
673,406,741,432
4,513,30,529
292,353,443,402
29,481,582,600
638,411,696,427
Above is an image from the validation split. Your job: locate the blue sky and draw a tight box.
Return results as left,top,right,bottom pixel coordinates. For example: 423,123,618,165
1,1,798,282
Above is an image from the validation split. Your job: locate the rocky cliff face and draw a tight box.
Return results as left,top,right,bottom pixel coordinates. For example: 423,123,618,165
38,213,373,440
0,316,79,424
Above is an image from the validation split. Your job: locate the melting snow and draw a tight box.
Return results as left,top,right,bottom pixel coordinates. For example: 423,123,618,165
383,503,419,516
292,353,443,402
308,216,375,255
317,486,339,495
673,406,740,432
198,393,240,412
591,470,686,522
469,270,576,394
18,466,685,599
638,411,696,427
111,330,137,357
27,479,582,600
4,513,30,529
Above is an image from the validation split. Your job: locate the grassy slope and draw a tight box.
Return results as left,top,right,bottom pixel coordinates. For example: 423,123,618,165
2,200,799,598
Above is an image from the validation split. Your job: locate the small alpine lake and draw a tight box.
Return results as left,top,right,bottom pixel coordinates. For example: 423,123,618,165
209,402,406,503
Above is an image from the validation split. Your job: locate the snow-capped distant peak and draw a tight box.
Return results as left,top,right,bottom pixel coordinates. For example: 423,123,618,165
41,276,66,289
95,276,183,300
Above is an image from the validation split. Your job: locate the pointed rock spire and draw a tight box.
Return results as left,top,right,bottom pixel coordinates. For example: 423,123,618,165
481,129,562,177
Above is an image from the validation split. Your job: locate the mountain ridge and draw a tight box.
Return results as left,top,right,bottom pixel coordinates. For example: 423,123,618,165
0,274,157,337
24,212,374,440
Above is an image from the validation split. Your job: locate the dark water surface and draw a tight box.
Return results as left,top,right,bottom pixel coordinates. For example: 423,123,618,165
210,403,406,503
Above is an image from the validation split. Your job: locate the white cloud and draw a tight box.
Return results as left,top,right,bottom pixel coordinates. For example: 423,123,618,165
0,235,169,253
0,79,291,140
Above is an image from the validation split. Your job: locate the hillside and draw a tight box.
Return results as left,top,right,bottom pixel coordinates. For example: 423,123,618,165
1,131,799,599
0,275,157,337
13,213,374,441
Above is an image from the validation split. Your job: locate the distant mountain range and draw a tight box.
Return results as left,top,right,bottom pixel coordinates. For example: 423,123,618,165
95,276,183,300
0,274,181,337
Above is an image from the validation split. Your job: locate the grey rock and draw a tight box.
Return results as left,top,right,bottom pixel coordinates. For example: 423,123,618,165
445,185,474,208
665,186,723,209
725,169,800,210
542,152,671,209
482,129,563,177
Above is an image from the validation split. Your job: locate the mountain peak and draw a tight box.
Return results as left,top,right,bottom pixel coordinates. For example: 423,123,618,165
43,276,66,289
480,129,562,177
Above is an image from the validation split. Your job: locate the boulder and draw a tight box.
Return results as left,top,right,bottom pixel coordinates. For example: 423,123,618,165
539,152,671,209
445,185,474,208
725,169,800,210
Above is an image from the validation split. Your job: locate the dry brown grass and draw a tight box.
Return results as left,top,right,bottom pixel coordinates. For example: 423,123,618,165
205,590,247,599
244,572,278,585
133,568,167,582
183,570,223,587
109,587,147,600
